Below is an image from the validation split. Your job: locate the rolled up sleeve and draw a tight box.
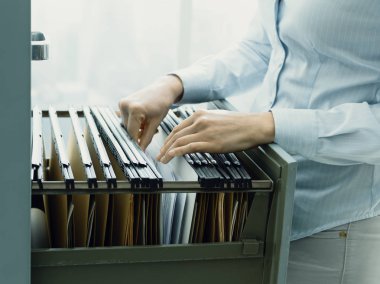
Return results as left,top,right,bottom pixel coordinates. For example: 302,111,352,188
173,15,272,104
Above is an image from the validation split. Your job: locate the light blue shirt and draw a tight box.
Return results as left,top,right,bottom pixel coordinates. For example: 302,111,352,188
175,0,380,240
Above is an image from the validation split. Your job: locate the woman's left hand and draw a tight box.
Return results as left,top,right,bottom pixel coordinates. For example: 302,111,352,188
157,109,275,164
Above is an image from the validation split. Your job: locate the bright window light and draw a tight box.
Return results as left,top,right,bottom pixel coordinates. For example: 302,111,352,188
32,0,257,108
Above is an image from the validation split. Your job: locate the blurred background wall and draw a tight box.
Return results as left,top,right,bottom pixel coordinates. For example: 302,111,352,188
32,0,258,110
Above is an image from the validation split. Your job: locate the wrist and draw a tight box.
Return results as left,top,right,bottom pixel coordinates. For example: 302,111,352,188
156,75,184,105
259,112,275,144
247,112,275,145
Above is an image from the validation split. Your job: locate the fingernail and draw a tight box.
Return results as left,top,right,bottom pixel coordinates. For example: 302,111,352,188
160,155,167,164
161,151,174,164
157,150,163,157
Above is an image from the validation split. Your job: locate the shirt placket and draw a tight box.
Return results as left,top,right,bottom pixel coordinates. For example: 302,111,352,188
262,0,286,109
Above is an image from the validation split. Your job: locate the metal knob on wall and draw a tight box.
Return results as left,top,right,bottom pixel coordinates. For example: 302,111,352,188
31,31,49,60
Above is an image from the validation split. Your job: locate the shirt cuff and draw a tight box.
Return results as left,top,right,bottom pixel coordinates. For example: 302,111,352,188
171,66,211,104
271,108,318,158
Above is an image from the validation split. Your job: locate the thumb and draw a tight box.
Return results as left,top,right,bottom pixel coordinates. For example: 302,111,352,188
119,100,129,128
127,112,144,142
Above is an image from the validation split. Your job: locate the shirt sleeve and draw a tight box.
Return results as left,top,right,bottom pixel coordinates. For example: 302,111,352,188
174,15,272,104
271,102,380,165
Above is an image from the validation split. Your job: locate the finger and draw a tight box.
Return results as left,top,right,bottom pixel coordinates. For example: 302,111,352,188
139,120,159,151
157,123,197,160
158,115,196,158
121,115,129,129
158,132,200,161
163,114,195,145
127,112,144,142
158,125,196,160
160,142,211,164
118,100,129,127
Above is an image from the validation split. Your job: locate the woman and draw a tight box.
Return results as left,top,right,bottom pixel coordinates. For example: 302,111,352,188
119,1,380,282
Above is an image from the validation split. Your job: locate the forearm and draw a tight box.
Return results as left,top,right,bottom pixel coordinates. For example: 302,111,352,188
174,19,272,104
151,75,184,105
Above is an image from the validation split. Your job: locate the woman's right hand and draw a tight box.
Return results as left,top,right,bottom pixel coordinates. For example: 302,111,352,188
118,75,183,150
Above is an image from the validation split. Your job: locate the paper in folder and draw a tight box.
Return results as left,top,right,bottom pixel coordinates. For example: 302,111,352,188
31,105,256,248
